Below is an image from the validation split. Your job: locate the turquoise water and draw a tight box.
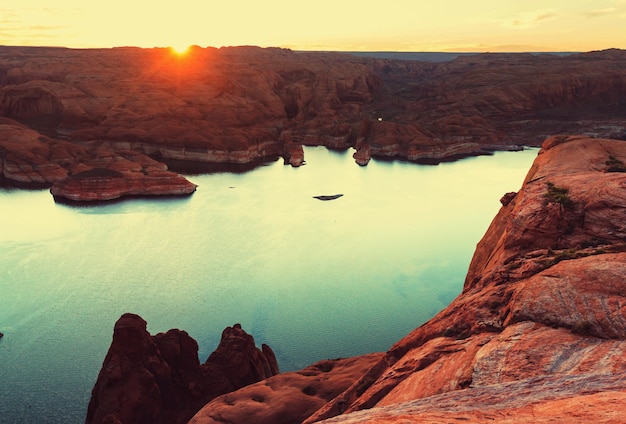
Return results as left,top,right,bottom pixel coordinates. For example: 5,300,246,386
0,147,538,423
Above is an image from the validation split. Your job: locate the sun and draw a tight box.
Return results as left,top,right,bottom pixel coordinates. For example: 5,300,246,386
169,44,191,56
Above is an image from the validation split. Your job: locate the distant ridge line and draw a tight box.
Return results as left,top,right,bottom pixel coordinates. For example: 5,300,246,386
341,51,579,62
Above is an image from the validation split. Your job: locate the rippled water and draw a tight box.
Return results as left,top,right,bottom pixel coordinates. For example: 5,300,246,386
0,147,538,423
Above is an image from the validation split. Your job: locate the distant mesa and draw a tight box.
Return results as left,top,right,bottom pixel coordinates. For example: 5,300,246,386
313,194,344,201
2,46,626,202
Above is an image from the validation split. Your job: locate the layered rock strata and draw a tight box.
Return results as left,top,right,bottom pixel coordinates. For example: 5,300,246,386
0,118,196,201
2,46,626,176
86,314,278,424
301,135,626,423
187,135,626,423
3,46,626,201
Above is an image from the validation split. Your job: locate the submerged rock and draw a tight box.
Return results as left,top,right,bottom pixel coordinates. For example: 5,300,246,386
313,194,344,201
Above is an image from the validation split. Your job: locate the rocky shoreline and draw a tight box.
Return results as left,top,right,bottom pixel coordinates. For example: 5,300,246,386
87,135,626,423
2,46,626,201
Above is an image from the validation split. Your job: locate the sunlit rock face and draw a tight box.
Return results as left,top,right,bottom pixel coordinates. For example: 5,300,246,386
296,136,626,423
85,314,278,424
2,46,626,173
188,354,383,424
198,135,625,424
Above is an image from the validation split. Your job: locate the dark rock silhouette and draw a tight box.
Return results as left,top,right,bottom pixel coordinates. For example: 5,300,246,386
85,314,277,424
313,194,343,201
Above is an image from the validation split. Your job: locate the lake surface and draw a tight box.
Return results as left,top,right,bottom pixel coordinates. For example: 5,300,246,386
0,146,538,423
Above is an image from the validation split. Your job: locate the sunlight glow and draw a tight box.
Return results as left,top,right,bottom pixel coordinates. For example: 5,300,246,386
170,44,191,56
1,2,626,53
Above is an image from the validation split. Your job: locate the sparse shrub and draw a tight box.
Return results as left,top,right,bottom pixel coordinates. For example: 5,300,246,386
579,237,607,248
543,182,574,209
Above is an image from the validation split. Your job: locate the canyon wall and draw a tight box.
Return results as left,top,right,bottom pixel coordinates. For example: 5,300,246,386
2,47,626,201
188,135,626,423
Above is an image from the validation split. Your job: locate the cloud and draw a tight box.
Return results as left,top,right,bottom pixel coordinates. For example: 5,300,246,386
584,7,617,17
501,9,558,30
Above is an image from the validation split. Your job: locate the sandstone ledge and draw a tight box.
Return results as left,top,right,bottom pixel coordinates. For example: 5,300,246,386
0,119,197,202
50,167,197,202
182,135,626,424
301,135,626,423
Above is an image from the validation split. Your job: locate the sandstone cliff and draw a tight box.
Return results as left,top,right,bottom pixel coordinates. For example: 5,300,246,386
187,135,626,423
3,46,626,201
2,46,626,174
86,314,278,424
0,118,196,201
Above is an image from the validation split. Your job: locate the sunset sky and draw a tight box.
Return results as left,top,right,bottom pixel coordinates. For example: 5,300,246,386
1,0,625,52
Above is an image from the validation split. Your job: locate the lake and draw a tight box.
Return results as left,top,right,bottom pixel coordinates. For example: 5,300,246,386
0,146,538,423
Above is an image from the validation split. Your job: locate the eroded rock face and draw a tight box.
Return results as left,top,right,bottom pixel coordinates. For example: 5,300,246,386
188,354,383,424
50,167,197,202
85,314,278,424
2,46,626,174
0,119,196,201
302,136,626,423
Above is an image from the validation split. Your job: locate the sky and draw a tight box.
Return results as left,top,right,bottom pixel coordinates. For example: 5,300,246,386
1,0,625,52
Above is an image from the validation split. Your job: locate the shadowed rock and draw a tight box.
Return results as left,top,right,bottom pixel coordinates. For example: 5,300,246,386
85,314,278,424
313,194,344,201
2,46,626,176
189,354,382,424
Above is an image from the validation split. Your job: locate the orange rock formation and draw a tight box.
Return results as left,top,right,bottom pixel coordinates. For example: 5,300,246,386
188,135,626,423
3,46,626,200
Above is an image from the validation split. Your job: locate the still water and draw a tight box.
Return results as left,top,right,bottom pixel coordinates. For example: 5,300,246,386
0,146,538,423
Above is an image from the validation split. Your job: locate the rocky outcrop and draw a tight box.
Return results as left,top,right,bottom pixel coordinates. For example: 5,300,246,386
50,167,196,202
0,118,196,201
189,354,382,424
182,135,626,424
2,46,626,174
297,135,626,423
86,314,278,424
281,132,305,166
309,373,626,423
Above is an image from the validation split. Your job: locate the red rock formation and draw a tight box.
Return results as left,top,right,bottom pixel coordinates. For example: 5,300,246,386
352,145,371,166
2,46,626,173
85,314,278,424
189,354,382,424
0,119,196,201
291,136,626,423
50,167,196,202
281,132,305,167
178,135,626,424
